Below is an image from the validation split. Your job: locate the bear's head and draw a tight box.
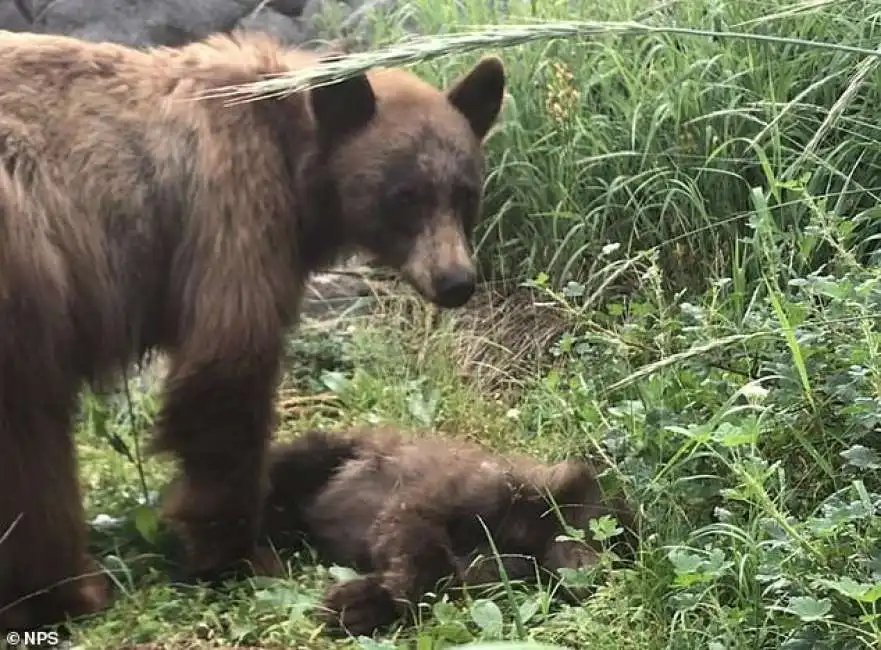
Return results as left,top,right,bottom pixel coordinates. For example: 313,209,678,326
307,56,506,309
505,458,639,577
451,456,638,591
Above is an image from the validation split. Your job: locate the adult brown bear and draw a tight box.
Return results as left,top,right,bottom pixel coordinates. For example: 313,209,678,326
0,30,505,631
259,427,639,636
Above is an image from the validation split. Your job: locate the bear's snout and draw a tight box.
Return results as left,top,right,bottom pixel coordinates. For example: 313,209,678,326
399,215,477,309
432,266,476,308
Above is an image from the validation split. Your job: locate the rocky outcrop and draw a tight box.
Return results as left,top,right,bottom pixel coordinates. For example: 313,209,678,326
0,0,408,48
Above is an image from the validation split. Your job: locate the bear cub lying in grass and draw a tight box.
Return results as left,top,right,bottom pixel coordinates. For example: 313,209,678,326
260,426,639,636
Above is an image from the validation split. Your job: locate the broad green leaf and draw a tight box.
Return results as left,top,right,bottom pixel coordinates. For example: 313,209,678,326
469,599,504,639
433,599,461,624
589,514,623,541
518,596,541,624
320,370,349,393
787,596,831,622
821,577,881,603
132,504,159,545
840,444,881,470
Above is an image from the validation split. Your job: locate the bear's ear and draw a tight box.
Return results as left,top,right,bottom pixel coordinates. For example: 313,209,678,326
310,73,377,143
546,460,598,507
446,55,506,141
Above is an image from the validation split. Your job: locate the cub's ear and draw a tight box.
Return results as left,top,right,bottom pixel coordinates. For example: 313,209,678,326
446,55,506,141
545,460,598,507
310,72,377,143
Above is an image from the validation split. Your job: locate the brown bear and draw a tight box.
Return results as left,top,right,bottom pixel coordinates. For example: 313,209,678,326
259,427,639,636
0,29,505,631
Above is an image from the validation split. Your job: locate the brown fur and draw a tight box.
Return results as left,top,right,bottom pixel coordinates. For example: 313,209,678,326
259,427,639,636
0,29,505,631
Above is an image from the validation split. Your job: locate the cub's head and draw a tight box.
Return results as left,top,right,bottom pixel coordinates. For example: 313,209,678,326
308,56,505,309
455,457,638,592
530,459,640,573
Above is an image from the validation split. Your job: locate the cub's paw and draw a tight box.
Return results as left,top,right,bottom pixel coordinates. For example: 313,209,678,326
317,575,401,637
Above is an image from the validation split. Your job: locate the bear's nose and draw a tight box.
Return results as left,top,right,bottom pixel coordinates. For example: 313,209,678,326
433,267,476,308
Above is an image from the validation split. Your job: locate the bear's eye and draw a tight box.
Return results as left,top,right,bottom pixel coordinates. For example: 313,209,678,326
388,184,431,208
451,182,480,214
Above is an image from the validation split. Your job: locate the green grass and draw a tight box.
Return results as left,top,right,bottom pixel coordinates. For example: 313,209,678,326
66,249,881,649
338,0,881,293
29,0,881,647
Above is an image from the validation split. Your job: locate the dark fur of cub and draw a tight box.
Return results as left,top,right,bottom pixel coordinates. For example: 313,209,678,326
260,426,639,636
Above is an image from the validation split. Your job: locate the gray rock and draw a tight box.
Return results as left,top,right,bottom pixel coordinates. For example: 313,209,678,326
0,0,32,31
264,0,309,18
33,0,255,47
237,6,308,45
11,0,414,50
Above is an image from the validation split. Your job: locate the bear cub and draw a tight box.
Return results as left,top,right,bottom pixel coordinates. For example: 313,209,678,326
260,427,638,636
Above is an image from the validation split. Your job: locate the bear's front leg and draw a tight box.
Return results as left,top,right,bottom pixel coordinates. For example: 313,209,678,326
156,345,283,583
